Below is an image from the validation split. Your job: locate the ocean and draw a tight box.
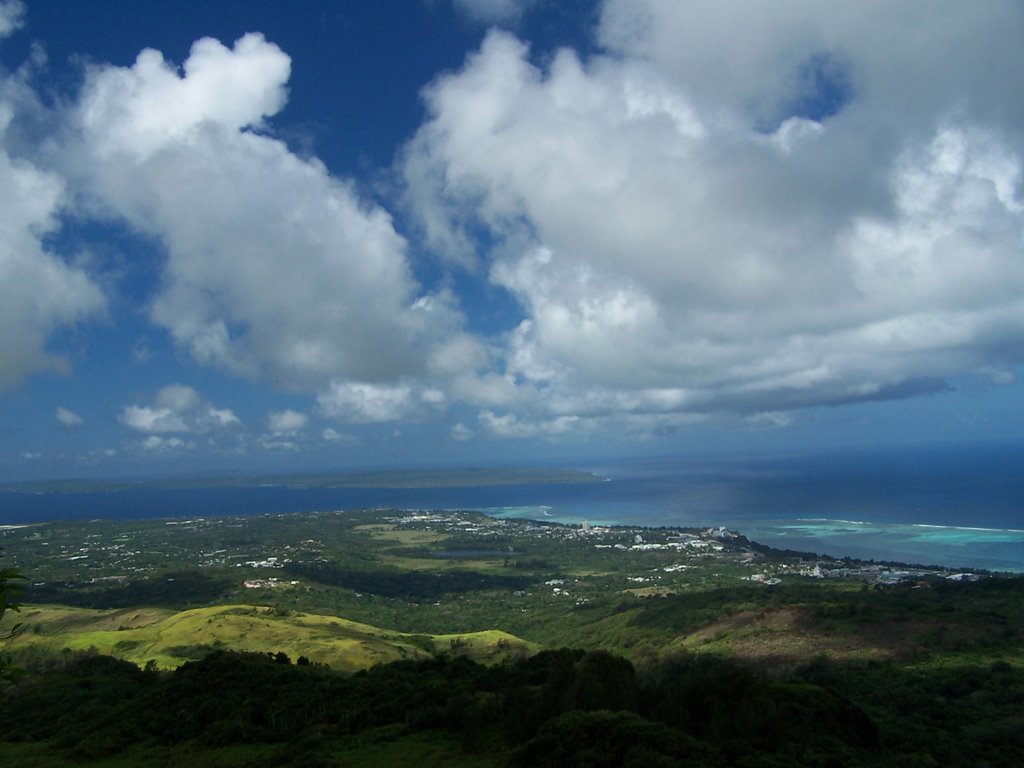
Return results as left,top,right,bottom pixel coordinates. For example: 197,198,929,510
2,442,1022,572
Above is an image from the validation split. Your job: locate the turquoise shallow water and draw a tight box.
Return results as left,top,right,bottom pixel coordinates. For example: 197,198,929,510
3,443,1022,572
485,505,620,528
738,519,1024,572
485,507,1024,573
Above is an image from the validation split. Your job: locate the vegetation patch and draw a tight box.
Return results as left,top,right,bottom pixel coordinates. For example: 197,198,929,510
7,647,1019,766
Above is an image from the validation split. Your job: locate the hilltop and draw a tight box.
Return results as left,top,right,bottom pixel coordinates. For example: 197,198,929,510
7,603,535,671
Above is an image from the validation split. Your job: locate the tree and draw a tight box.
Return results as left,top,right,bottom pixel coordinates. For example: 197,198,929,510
1,549,29,683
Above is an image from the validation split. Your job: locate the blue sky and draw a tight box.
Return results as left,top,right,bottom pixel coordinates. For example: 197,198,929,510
1,0,1023,482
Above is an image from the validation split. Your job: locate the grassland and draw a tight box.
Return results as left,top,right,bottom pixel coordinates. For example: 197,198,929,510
6,603,537,671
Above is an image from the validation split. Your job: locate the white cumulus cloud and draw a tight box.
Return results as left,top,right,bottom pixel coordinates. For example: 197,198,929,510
68,33,459,391
318,381,418,424
0,72,106,389
140,435,189,451
120,384,240,435
450,422,474,441
267,408,308,435
56,406,84,429
0,0,24,38
403,3,1024,433
6,2,1024,451
321,427,346,443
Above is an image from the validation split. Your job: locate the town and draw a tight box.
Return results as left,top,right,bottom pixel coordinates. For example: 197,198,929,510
2,508,985,613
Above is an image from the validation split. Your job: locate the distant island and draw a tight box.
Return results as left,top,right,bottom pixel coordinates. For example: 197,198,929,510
0,466,603,494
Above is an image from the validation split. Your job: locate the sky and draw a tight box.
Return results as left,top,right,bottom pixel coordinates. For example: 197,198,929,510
1,0,1024,482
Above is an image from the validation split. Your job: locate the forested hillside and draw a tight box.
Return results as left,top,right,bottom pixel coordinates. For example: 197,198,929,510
1,645,1022,767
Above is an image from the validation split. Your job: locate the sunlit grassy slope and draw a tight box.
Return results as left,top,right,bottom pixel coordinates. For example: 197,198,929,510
7,604,538,671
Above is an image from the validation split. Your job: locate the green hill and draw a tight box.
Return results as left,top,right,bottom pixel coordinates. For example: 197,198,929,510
6,603,538,671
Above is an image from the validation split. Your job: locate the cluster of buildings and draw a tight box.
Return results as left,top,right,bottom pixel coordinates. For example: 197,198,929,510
243,577,299,589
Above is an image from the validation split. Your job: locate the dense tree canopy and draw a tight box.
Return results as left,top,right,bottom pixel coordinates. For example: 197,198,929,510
2,646,1021,767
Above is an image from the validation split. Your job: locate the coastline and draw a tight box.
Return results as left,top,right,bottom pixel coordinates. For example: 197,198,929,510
480,506,1024,573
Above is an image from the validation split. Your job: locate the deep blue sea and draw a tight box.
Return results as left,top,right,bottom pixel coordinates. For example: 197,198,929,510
2,443,1022,572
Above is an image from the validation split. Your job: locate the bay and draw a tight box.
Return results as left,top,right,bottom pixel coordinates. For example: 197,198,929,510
2,442,1022,572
